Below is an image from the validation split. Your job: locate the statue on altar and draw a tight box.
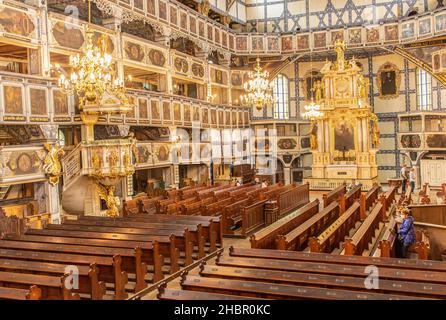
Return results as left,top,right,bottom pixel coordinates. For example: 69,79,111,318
357,74,368,99
370,113,380,148
311,80,324,101
303,41,380,191
310,123,318,150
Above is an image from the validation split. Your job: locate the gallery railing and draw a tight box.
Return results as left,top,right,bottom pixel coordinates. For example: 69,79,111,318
0,71,250,129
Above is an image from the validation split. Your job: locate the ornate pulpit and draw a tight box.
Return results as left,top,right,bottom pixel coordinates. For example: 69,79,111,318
304,41,380,190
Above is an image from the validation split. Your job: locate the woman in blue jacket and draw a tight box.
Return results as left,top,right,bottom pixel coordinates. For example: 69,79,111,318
397,208,416,258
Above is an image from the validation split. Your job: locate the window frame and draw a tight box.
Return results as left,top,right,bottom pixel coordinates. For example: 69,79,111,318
272,74,290,120
416,68,432,111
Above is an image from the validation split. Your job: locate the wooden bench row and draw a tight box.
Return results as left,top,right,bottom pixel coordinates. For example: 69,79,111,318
158,246,446,300
0,212,223,300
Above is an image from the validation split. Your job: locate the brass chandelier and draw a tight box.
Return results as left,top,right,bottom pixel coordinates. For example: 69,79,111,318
242,57,274,110
301,49,324,120
56,0,126,110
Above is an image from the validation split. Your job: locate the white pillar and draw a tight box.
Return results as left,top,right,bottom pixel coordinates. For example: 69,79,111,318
284,167,291,185
45,182,61,224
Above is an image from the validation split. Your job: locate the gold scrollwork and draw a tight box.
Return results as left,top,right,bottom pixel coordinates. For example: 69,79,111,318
96,182,119,218
43,143,65,186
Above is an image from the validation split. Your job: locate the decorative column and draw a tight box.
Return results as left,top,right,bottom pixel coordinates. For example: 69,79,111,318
363,118,368,151
45,182,61,224
317,120,324,153
284,166,291,185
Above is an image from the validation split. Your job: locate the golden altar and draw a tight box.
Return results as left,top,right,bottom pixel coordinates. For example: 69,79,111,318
304,41,379,191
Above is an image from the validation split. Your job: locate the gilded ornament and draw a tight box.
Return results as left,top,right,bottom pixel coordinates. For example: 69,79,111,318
43,143,65,186
96,182,119,217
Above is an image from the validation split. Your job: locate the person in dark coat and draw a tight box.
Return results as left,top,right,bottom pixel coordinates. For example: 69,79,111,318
396,208,416,258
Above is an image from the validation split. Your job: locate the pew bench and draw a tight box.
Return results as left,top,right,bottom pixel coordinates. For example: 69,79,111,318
0,285,41,300
218,254,446,286
3,234,165,282
0,247,127,299
180,274,423,300
24,228,193,273
0,271,79,300
229,246,446,273
200,263,446,299
275,201,340,251
309,201,361,253
0,258,105,299
250,200,318,249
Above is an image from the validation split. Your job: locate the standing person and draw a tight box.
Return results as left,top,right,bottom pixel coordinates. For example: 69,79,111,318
396,208,416,258
254,176,260,185
400,164,408,193
409,167,416,193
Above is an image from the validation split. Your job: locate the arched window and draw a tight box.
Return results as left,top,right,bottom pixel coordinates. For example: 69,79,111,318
273,74,289,119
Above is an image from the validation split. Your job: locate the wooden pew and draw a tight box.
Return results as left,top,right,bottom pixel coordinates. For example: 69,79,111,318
180,274,423,300
137,196,161,215
435,183,446,203
228,246,446,273
375,213,398,258
123,199,139,216
157,286,263,300
222,198,253,235
0,285,42,300
88,214,222,247
340,184,362,213
322,185,346,208
45,222,206,260
0,247,127,299
0,272,80,300
309,201,361,253
250,200,319,249
63,218,209,256
275,201,340,251
241,200,268,237
201,197,233,216
275,183,310,218
24,227,194,271
397,185,412,206
411,230,431,260
418,183,431,204
380,186,397,215
259,183,292,201
343,202,384,256
0,236,148,293
200,263,445,299
360,185,380,220
84,214,222,251
0,258,105,299
3,233,165,280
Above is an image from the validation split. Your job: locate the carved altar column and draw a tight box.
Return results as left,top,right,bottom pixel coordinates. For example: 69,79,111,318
324,119,329,154
363,118,369,152
317,121,324,153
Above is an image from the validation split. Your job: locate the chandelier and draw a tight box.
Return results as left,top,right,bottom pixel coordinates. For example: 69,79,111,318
56,0,125,110
302,100,324,120
242,57,274,110
301,47,324,120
